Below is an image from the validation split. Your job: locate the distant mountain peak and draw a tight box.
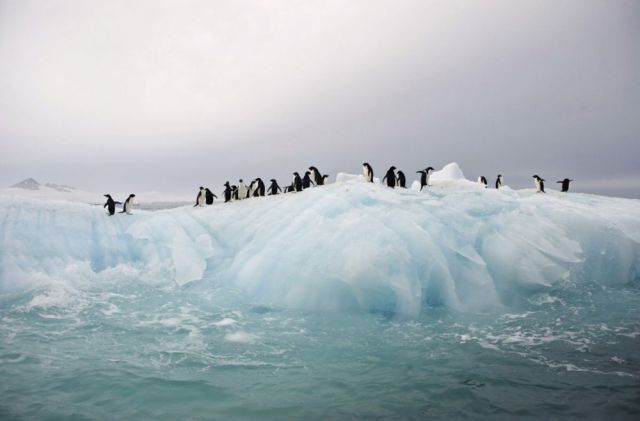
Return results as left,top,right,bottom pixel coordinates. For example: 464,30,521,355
11,178,40,190
9,178,76,192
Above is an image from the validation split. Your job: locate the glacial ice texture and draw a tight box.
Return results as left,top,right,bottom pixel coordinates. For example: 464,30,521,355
1,164,639,316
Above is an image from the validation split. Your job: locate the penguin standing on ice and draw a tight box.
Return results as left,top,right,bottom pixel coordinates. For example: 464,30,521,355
267,179,282,195
396,171,406,188
495,174,503,189
231,185,239,200
254,178,266,196
557,178,573,192
103,194,121,216
478,176,488,188
205,188,217,205
417,167,434,190
362,163,374,183
382,166,397,188
533,175,546,193
309,166,324,185
194,187,206,207
292,172,303,192
120,194,136,214
302,171,315,189
223,182,232,203
322,174,330,185
237,179,248,200
247,180,257,198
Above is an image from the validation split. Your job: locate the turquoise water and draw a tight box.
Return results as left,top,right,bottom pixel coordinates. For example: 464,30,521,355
1,279,639,420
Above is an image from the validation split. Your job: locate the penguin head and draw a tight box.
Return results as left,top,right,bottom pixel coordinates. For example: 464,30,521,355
322,174,329,179
130,194,136,198
270,179,276,182
224,182,230,186
239,179,243,183
199,186,204,190
426,167,434,172
389,166,396,171
363,162,370,167
293,172,299,176
104,194,111,198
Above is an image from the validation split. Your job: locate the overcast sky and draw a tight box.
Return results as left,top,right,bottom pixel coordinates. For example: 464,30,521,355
1,0,639,197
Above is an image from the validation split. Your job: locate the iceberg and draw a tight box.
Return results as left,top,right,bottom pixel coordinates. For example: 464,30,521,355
1,163,639,316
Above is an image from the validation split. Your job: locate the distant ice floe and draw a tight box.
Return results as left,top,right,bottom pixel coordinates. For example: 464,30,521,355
1,163,639,316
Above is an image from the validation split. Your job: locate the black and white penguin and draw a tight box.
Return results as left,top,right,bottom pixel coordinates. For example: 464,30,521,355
293,172,303,192
255,178,266,196
417,167,434,190
396,171,406,188
237,179,248,200
103,194,121,216
495,174,503,189
557,178,573,192
205,188,217,205
231,185,238,200
248,180,257,198
194,187,206,207
284,183,295,193
267,179,282,195
478,176,488,188
120,194,136,214
223,182,232,203
362,163,374,183
322,174,330,185
302,171,315,189
382,166,397,188
532,175,546,193
309,166,324,185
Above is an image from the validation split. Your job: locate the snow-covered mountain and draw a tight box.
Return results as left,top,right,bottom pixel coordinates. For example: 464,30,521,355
2,178,192,207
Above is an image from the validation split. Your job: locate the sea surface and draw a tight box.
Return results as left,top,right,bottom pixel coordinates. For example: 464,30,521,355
1,277,639,420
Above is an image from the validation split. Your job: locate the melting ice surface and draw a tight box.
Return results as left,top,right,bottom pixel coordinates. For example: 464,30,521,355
1,163,639,419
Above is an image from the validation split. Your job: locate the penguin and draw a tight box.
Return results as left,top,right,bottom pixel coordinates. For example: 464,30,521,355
194,187,206,207
255,178,266,196
293,172,303,192
557,178,573,192
362,162,374,183
231,185,238,200
223,182,232,203
248,180,257,198
417,167,434,190
396,170,406,188
478,176,488,188
237,179,248,200
103,194,121,216
532,175,546,193
284,183,295,193
309,166,324,185
120,194,136,214
205,188,217,205
302,171,315,189
322,174,330,185
382,166,397,188
267,179,282,195
495,174,503,189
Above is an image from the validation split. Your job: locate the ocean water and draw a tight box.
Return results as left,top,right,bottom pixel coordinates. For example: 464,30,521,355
1,278,639,420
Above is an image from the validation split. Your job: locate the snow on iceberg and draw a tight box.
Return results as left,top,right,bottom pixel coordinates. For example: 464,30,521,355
1,163,639,316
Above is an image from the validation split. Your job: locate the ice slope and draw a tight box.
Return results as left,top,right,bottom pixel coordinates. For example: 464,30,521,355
1,164,639,316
